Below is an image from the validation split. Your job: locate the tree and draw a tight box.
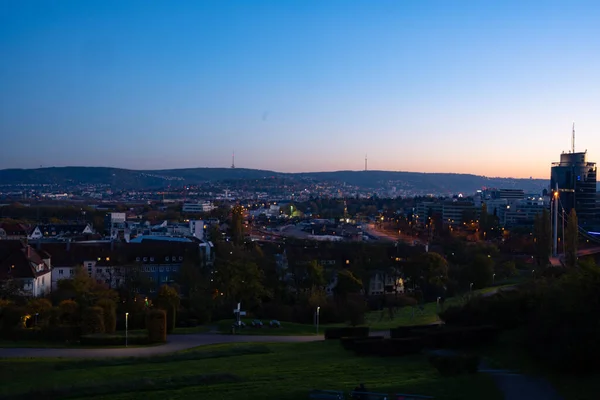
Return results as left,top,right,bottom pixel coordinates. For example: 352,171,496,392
56,266,118,306
230,205,245,245
333,270,363,301
533,209,552,267
156,285,180,333
118,264,152,300
565,209,578,268
461,254,494,289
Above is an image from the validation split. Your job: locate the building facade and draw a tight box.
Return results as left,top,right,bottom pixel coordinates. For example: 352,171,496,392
551,151,598,229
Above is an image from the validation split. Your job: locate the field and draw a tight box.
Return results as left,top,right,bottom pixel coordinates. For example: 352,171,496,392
0,341,502,400
218,296,466,335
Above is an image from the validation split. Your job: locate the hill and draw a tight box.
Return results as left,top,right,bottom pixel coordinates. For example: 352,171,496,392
0,166,548,193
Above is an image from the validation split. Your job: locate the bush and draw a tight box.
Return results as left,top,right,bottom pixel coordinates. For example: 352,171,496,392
146,309,167,343
80,333,148,346
257,303,294,322
324,327,369,340
81,306,105,335
526,266,600,372
429,354,480,376
439,291,531,330
58,300,79,324
0,305,26,334
340,336,384,351
421,326,499,349
44,325,81,342
96,299,117,334
390,324,441,339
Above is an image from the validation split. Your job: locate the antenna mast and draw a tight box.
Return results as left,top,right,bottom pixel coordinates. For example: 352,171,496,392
231,151,235,169
365,154,367,171
572,122,575,153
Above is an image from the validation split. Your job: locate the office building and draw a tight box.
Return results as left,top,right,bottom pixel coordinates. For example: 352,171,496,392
551,151,598,229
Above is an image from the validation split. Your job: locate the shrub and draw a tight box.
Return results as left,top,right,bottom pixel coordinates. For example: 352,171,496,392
324,327,369,340
390,324,441,339
58,300,80,324
526,266,600,372
96,299,117,334
257,303,294,322
429,354,480,376
439,291,531,330
44,325,81,342
81,306,105,335
340,336,384,351
421,326,499,349
146,309,167,343
0,305,26,334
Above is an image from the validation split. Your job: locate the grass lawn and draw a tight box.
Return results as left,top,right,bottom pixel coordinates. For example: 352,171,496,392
0,341,503,400
172,325,212,334
477,329,598,400
216,296,466,335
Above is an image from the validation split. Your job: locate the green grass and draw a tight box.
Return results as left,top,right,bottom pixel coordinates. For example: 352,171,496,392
0,341,502,400
476,329,598,400
172,325,212,334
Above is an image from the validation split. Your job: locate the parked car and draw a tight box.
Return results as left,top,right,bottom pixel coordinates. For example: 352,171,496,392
251,319,263,328
269,320,281,328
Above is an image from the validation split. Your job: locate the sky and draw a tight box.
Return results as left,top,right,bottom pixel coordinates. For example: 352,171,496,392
2,0,600,178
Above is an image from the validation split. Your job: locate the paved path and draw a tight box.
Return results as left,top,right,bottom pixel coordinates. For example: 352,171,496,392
0,333,322,359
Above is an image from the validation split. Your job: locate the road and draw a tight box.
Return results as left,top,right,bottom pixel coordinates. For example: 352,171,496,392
363,223,421,245
0,333,322,359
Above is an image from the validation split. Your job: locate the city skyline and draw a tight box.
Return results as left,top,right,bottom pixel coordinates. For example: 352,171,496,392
2,1,600,178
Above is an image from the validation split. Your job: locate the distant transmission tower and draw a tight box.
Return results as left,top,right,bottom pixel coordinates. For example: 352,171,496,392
571,122,575,153
365,154,368,171
231,151,235,169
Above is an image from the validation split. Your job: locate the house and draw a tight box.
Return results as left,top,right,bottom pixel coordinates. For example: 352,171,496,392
367,269,404,296
0,223,30,240
42,240,208,293
0,240,51,297
29,224,95,240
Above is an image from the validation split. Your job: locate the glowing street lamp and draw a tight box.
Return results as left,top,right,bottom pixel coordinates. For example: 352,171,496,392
316,306,321,335
125,312,129,347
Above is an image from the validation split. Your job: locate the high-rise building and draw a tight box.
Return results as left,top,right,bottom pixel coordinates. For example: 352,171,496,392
550,151,598,228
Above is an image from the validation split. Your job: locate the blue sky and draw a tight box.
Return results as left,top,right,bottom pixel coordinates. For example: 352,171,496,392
2,1,600,178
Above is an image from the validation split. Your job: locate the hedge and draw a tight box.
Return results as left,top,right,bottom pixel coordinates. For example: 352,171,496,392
420,325,499,349
146,309,167,343
340,336,384,351
81,306,105,335
324,327,369,340
390,324,441,339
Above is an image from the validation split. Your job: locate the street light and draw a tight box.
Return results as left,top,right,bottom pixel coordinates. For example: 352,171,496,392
492,274,496,285
470,282,473,292
316,306,321,335
125,312,129,347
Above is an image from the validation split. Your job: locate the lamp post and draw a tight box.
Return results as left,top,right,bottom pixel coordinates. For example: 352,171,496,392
469,282,473,293
316,306,321,335
532,270,535,280
492,274,496,285
35,313,39,327
125,312,129,347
